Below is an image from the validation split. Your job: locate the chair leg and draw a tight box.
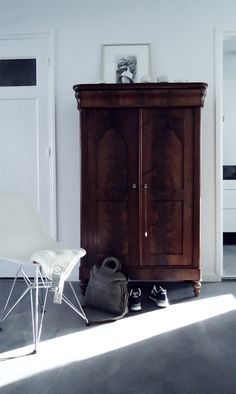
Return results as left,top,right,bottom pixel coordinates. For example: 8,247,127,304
61,281,89,325
37,287,49,344
38,267,47,312
30,288,36,350
30,265,49,353
0,265,31,326
31,265,39,353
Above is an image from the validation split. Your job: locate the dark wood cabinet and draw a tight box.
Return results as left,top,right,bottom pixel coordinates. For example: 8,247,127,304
73,83,207,295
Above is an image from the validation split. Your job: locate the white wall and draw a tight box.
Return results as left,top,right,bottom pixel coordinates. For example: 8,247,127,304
1,0,236,281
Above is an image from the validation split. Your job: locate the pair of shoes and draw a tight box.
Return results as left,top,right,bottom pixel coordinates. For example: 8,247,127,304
128,285,169,312
129,288,142,311
148,285,169,308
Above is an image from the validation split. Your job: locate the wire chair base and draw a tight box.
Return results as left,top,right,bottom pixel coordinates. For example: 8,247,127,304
0,264,89,353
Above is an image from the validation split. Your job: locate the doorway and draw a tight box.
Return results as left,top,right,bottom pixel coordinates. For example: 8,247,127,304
0,32,56,277
222,32,236,278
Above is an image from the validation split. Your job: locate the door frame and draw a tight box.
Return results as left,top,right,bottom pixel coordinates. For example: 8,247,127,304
215,28,236,280
0,31,57,238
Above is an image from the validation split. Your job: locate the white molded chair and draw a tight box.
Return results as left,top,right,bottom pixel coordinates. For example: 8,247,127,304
0,193,89,354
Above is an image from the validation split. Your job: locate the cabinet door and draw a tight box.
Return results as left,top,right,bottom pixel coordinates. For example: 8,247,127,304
141,108,195,266
83,108,139,271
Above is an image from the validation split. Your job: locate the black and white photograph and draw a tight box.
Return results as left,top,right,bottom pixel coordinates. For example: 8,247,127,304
102,43,150,83
116,55,137,83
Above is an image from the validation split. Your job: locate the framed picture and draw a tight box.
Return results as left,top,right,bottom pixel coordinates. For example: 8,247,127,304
102,43,151,83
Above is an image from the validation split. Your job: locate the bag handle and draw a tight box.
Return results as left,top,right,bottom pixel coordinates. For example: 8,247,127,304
101,256,121,272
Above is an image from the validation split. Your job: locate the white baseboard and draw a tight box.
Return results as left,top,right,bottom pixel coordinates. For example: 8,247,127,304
201,273,222,282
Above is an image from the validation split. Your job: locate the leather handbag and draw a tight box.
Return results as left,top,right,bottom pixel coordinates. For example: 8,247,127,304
84,257,128,322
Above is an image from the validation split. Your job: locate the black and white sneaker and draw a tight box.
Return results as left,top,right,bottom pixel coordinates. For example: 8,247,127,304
148,285,169,308
129,288,142,311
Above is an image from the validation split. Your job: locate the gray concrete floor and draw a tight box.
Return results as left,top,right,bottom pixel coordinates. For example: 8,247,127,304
0,280,236,394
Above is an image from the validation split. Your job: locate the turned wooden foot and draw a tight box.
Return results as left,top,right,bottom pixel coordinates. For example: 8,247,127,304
193,280,201,296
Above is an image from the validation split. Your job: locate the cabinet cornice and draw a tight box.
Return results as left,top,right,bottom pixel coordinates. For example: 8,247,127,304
74,83,207,109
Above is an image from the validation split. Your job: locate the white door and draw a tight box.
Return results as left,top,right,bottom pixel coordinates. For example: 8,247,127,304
0,33,56,276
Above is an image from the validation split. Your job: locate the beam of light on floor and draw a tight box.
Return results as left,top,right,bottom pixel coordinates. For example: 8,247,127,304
0,294,236,387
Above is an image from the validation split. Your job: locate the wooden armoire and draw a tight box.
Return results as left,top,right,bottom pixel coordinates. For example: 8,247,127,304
73,83,207,295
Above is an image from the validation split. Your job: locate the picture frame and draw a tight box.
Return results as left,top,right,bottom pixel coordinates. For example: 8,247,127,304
102,43,151,84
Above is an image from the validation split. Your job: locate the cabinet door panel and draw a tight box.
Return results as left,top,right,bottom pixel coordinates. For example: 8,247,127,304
84,109,139,270
97,201,128,255
150,200,183,255
142,108,194,266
